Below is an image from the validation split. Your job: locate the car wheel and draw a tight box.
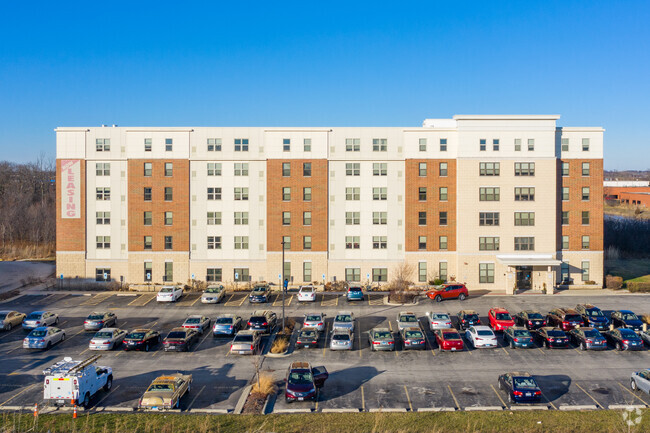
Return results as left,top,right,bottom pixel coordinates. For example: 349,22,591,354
498,381,503,390
616,342,622,351
6,323,12,331
104,376,113,391
458,293,466,301
54,317,59,325
61,333,65,341
580,342,586,351
46,342,51,350
145,343,150,352
631,379,638,391
508,393,513,403
510,340,515,349
82,392,91,409
435,295,442,303
545,341,550,349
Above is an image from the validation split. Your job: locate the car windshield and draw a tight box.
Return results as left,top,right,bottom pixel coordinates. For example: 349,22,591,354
206,287,222,293
147,384,173,392
335,315,351,322
288,371,313,385
30,330,47,337
88,314,104,320
444,332,461,340
583,329,601,338
527,312,543,319
126,332,146,339
234,334,253,342
622,313,639,321
405,331,424,339
332,333,350,341
27,313,42,320
374,331,392,339
465,314,479,321
401,316,417,322
513,377,538,389
586,309,602,317
160,288,172,293
547,330,565,337
349,287,361,292
185,318,201,324
306,315,322,322
477,330,494,337
513,330,531,337
167,331,186,339
253,287,266,292
95,331,113,338
565,314,582,322
216,318,233,324
0,313,7,320
432,314,449,320
300,330,316,338
620,329,638,338
301,287,314,293
495,313,512,320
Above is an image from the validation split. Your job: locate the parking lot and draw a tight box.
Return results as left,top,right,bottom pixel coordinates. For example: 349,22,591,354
1,290,650,413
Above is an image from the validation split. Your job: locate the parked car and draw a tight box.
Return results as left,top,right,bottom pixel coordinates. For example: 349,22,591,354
123,329,162,352
247,310,277,334
297,285,316,302
400,327,426,350
465,326,498,349
332,312,355,332
546,308,584,331
498,372,542,404
296,327,320,349
22,311,58,330
182,315,211,335
230,330,262,355
611,310,644,332
157,286,183,303
630,369,650,394
575,304,610,331
330,329,353,350
83,312,117,331
456,310,481,330
639,329,650,346
201,284,225,304
425,283,468,302
488,308,515,331
346,284,364,302
163,327,199,352
396,312,419,330
604,328,644,351
434,328,464,351
368,327,395,351
89,328,128,351
213,314,242,337
249,285,270,304
284,361,328,403
425,312,453,330
139,373,192,410
23,326,65,350
303,313,326,332
0,310,25,331
513,310,546,330
533,327,569,349
567,327,607,351
503,327,535,349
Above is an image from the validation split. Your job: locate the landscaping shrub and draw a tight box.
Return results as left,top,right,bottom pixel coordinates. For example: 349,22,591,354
270,335,290,353
627,282,650,292
605,275,623,290
251,372,277,397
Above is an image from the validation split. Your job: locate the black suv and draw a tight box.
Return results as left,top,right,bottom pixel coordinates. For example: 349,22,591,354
456,310,481,330
514,310,546,330
546,308,584,332
575,304,610,331
247,310,277,333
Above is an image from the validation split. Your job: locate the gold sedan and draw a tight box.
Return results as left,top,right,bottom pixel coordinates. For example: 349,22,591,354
139,373,192,410
0,311,26,331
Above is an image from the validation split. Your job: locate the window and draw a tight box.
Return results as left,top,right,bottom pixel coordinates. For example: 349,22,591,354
283,138,291,152
439,162,448,176
373,187,387,200
96,211,110,225
515,187,534,201
303,138,312,152
346,268,361,282
234,212,249,225
234,187,249,201
418,187,427,201
303,236,312,250
479,187,500,201
582,162,590,176
562,162,569,176
479,139,486,151
345,236,360,249
345,138,360,152
439,187,448,201
515,237,535,251
373,163,387,176
582,187,590,201
372,236,387,249
96,236,110,249
303,163,312,177
143,236,152,250
562,211,569,225
282,162,291,176
207,163,222,176
284,261,292,280
419,138,427,151
372,268,388,282
514,138,521,151
562,236,569,250
234,268,249,282
164,211,173,225
144,162,152,176
283,212,291,225
419,262,427,282
164,262,173,282
479,237,500,251
346,163,360,176
582,138,590,151
479,212,499,226
207,187,221,200
143,211,152,226
514,212,535,226
582,211,590,225
303,262,312,282
479,263,495,283
515,162,535,176
560,262,569,282
373,212,387,225
234,138,249,151
418,163,427,176
164,162,173,176
439,211,448,225
96,187,111,201
96,163,110,176
562,187,570,201
164,236,173,250
493,139,500,151
303,211,312,226
581,261,590,281
207,212,221,225
95,268,111,282
561,138,569,152
144,138,152,152
143,187,152,201
164,138,173,151
207,236,222,250
418,212,427,225
144,262,152,281
527,139,535,151
440,138,447,152
164,187,173,201
234,236,249,250
282,236,290,250
439,262,448,281
346,187,360,200
234,163,248,176
346,212,360,225
479,162,500,176
418,236,427,250
439,236,448,250
303,187,311,201
372,138,387,151
207,138,221,152
283,187,291,201
582,236,590,250
206,268,222,282
96,138,110,151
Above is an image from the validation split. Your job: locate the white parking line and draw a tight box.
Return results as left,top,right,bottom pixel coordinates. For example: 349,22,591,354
187,385,206,410
95,385,120,407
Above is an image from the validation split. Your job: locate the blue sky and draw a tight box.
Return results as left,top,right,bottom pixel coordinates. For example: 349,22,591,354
0,1,648,169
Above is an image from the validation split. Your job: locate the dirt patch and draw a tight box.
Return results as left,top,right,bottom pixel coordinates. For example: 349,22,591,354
0,289,19,301
242,391,267,414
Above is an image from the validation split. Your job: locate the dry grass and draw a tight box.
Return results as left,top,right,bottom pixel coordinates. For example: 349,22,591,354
270,335,290,353
0,242,55,260
251,372,277,397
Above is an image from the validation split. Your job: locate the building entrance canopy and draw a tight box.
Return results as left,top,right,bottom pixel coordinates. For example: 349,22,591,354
496,255,562,267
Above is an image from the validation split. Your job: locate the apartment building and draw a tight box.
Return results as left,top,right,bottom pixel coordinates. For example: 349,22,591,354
55,115,604,292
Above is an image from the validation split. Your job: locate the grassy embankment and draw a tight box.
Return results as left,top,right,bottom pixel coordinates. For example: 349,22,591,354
605,258,650,284
0,241,55,261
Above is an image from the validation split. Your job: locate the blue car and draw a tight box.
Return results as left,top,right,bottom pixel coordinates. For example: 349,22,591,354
346,284,364,302
611,310,644,332
503,327,535,349
498,372,542,404
575,304,609,331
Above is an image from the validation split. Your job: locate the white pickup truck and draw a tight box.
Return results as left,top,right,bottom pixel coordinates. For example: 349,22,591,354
43,355,113,408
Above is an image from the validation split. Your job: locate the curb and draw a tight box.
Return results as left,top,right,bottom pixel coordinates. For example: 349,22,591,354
463,406,504,411
368,408,408,413
321,408,361,413
559,405,598,411
417,407,456,412
190,408,231,414
273,408,313,414
509,405,549,411
608,404,646,410
103,406,136,412
234,385,252,415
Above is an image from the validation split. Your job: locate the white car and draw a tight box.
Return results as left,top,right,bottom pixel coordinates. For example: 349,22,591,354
201,285,225,304
304,313,326,332
465,326,498,349
333,311,355,332
297,285,316,302
397,312,419,330
157,286,183,302
426,312,453,330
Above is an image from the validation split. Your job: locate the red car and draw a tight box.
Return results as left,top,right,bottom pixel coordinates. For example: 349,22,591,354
488,308,515,331
434,328,465,351
425,284,468,302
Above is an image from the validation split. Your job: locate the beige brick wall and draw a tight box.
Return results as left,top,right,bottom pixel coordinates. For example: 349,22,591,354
56,252,86,278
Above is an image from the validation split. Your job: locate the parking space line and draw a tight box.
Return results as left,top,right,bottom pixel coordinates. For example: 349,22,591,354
189,332,212,356
617,382,650,406
501,347,509,355
315,388,320,412
447,385,460,410
0,327,22,340
238,295,247,306
491,384,507,408
404,386,413,411
190,296,201,307
358,327,362,358
575,383,603,409
540,389,557,410
0,383,37,407
95,385,120,407
361,385,365,412
421,329,436,356
187,385,205,410
224,294,235,304
537,348,546,355
388,321,392,332
322,322,330,356
81,293,113,306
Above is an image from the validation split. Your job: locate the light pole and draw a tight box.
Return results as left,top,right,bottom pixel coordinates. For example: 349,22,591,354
281,240,286,331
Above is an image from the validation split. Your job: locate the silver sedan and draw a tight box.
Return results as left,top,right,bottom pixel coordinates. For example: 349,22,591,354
333,312,355,332
304,313,326,332
89,328,128,350
201,285,225,304
84,311,117,331
22,311,58,330
631,369,650,394
23,326,65,350
330,329,353,351
426,312,453,330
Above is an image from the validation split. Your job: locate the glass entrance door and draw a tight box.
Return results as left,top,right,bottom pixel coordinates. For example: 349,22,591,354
516,266,533,290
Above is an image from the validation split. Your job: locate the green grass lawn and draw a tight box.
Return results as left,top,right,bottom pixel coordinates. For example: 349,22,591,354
605,258,650,282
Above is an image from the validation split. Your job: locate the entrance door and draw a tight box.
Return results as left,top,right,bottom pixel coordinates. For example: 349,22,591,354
516,266,533,290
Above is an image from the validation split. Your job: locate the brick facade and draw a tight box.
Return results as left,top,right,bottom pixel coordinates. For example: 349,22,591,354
56,159,86,251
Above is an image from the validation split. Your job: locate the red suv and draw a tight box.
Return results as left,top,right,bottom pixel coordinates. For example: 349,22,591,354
426,283,468,302
488,308,515,331
285,361,328,403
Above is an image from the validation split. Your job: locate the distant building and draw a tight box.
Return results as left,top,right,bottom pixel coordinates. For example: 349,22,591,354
604,183,650,207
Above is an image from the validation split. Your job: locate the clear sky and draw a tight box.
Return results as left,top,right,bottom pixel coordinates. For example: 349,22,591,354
0,1,648,169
